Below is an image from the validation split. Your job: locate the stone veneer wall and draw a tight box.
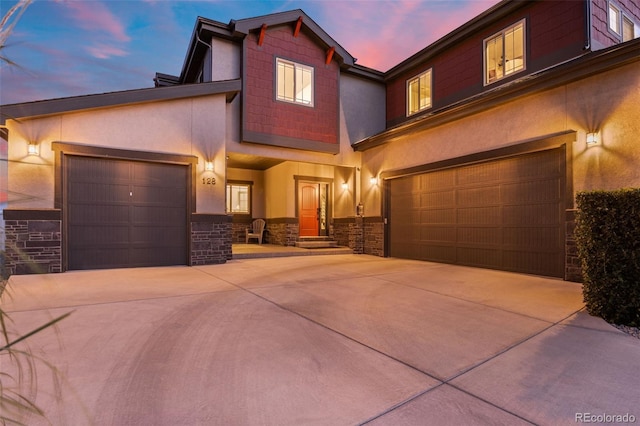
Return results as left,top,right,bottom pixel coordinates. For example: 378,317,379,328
363,217,384,256
3,209,62,274
333,217,364,254
191,214,232,263
565,209,582,282
266,218,298,246
231,217,254,244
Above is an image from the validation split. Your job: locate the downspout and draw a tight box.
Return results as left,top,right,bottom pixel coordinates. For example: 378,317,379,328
584,0,592,51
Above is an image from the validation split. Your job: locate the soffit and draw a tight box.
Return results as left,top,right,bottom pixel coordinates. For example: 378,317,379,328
226,153,285,170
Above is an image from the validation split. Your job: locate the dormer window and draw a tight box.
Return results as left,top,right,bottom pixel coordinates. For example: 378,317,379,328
484,20,525,85
407,69,432,116
276,58,314,106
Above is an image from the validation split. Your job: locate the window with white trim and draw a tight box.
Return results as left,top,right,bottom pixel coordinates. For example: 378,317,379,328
276,58,314,106
609,1,639,42
609,2,622,34
622,15,635,41
484,20,525,85
226,183,251,214
407,69,432,116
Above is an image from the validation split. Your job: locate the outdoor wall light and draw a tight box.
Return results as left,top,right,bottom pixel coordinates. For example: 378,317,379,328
27,142,39,156
370,176,378,185
205,161,214,171
341,182,349,190
586,132,600,147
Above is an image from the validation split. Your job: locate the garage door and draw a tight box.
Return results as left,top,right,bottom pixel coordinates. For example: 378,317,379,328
389,148,564,277
67,156,188,270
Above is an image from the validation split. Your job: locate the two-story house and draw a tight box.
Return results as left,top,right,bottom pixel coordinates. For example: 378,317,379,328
1,0,639,280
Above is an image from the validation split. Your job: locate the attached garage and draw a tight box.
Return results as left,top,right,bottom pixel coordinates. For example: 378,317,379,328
388,147,565,278
65,156,189,270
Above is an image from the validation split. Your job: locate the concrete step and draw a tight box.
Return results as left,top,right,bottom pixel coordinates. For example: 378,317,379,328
295,239,339,249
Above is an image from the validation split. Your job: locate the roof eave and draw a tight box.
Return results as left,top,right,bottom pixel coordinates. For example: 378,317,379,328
233,9,355,67
385,0,529,79
354,39,640,152
1,79,242,125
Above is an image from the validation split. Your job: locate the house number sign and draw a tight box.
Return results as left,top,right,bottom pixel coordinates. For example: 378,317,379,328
202,177,216,185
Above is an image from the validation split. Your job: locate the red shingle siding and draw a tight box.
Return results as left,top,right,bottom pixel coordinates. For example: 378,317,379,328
386,1,587,128
592,0,640,48
529,0,585,65
244,25,338,146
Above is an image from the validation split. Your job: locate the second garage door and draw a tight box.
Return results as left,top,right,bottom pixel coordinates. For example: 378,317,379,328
389,148,564,277
66,156,189,270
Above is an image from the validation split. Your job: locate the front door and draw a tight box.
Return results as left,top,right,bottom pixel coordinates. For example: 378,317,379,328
299,183,319,236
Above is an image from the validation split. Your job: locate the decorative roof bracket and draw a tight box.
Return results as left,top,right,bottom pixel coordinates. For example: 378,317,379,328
294,16,303,37
258,24,267,46
326,46,335,65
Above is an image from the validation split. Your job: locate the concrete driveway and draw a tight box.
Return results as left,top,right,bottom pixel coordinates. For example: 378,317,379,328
2,255,639,425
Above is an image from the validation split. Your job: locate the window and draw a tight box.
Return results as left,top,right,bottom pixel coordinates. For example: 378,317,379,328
226,183,251,214
484,20,525,85
609,3,621,34
407,69,432,116
609,1,639,42
623,15,635,41
276,58,313,106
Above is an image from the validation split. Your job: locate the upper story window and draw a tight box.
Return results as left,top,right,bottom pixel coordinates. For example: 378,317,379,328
623,16,636,41
276,58,314,106
609,2,622,34
484,20,525,85
407,69,432,116
609,1,639,42
226,182,251,214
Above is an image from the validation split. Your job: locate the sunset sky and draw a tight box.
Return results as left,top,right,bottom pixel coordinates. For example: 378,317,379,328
1,0,501,105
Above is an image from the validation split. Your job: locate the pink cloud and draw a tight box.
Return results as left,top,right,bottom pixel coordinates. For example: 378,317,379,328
62,0,130,42
318,0,501,71
87,43,129,59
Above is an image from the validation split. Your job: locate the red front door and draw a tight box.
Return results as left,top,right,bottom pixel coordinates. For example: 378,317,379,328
299,183,319,236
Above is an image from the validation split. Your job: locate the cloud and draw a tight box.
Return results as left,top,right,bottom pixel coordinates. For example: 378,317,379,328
86,43,129,59
62,0,131,42
313,0,501,71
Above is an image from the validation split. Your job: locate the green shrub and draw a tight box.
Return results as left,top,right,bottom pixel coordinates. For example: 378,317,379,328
575,189,640,327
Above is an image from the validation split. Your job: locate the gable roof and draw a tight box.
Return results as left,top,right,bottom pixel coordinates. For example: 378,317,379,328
232,9,354,67
178,10,355,84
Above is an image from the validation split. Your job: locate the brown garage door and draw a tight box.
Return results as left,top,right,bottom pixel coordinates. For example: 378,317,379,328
389,148,564,277
67,156,188,270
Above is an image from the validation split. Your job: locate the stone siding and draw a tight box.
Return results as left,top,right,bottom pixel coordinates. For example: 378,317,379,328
266,219,298,246
333,217,364,254
3,210,62,275
191,214,233,264
363,217,384,256
231,221,250,244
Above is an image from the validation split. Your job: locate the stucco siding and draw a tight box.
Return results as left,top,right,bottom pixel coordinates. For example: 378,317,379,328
339,73,386,144
363,60,640,217
568,61,640,192
6,95,229,214
211,37,241,81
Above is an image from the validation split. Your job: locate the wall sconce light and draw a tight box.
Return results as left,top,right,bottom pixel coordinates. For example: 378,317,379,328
370,176,378,185
586,132,600,147
27,142,39,156
205,161,214,171
341,182,349,190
